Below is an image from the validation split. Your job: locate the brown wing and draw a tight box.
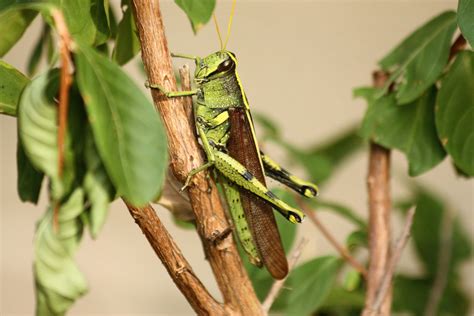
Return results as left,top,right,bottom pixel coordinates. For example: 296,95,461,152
227,107,288,279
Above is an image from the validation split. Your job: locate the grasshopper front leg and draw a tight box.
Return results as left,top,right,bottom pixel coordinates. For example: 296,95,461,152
146,53,200,97
260,151,319,198
145,81,198,98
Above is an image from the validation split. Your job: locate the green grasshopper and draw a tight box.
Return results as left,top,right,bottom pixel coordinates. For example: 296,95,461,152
147,7,318,279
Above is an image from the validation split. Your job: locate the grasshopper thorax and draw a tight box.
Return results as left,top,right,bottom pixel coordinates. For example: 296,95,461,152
195,51,237,82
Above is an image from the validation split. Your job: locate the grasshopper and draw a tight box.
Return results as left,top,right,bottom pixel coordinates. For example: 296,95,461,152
147,5,318,279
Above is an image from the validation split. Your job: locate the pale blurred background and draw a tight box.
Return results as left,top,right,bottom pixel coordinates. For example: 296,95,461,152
1,0,472,315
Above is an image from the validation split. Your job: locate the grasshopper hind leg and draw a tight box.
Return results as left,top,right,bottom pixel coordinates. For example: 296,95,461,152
213,151,305,223
220,178,263,267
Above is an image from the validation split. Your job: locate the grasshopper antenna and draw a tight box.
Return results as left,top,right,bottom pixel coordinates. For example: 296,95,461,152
213,13,224,50
223,0,236,50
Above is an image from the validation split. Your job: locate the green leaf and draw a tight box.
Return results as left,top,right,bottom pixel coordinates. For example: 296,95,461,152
353,86,377,101
34,189,88,316
458,0,474,47
0,0,14,11
402,189,472,278
27,23,51,76
106,1,118,39
27,30,45,76
0,60,29,116
75,44,168,206
283,256,342,315
175,0,216,33
83,133,115,238
436,51,474,176
0,7,37,57
112,6,140,65
393,275,470,315
346,230,368,251
1,1,56,13
378,11,457,104
343,269,361,292
172,217,195,230
360,87,446,176
18,70,75,200
319,287,365,311
45,28,55,64
17,139,44,203
50,0,110,46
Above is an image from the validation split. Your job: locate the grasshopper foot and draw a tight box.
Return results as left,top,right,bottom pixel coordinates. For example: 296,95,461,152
180,174,193,192
180,161,215,191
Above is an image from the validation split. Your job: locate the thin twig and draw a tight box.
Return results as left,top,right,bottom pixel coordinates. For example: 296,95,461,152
262,238,309,313
424,208,454,316
297,199,368,279
368,208,416,315
51,9,73,231
130,1,262,314
123,202,225,315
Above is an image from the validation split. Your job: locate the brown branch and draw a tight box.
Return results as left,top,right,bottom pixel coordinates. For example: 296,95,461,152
51,9,73,231
179,65,196,133
262,238,309,312
366,208,415,316
363,143,392,316
297,199,368,279
363,70,392,316
124,202,224,315
130,1,262,315
424,208,454,316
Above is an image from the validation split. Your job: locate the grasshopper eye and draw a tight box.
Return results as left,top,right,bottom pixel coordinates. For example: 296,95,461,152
217,59,235,72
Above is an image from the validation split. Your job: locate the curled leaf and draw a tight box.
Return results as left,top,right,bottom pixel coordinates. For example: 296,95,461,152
34,189,88,315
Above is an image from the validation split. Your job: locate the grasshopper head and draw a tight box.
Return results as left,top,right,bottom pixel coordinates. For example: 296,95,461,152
195,51,237,81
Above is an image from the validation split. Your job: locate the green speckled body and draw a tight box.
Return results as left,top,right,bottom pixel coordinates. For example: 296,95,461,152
199,71,243,109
